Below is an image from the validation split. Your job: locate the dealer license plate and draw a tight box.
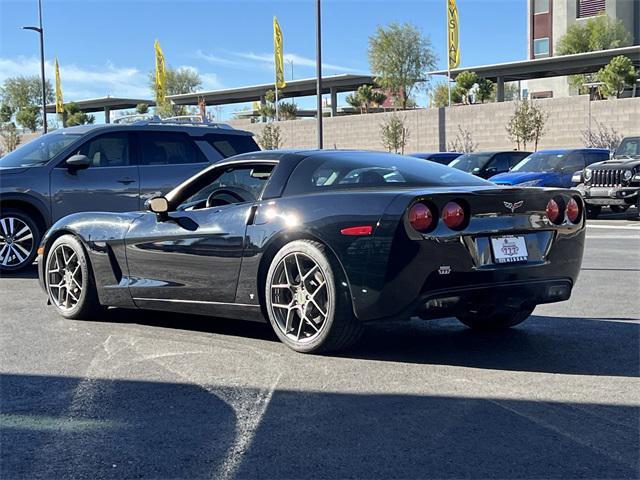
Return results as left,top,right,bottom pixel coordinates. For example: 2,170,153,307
491,236,529,263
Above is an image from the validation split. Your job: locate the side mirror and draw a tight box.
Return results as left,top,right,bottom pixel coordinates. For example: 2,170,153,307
145,196,169,219
471,167,481,174
66,154,90,170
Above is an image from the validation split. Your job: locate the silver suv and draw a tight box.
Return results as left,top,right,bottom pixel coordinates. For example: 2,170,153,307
0,120,259,271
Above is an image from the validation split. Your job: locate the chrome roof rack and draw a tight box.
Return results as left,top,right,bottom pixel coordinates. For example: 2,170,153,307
113,114,234,129
112,114,159,124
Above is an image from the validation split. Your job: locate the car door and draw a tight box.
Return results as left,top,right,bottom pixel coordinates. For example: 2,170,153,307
124,162,274,307
50,132,140,222
136,131,215,209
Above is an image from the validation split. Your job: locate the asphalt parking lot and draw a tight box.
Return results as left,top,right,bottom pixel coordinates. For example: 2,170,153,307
1,213,638,479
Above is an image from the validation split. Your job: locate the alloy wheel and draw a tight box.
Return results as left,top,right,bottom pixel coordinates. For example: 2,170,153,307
0,217,34,268
270,252,330,343
47,244,83,310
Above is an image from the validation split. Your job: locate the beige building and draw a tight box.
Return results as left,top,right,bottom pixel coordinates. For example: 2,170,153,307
525,0,639,98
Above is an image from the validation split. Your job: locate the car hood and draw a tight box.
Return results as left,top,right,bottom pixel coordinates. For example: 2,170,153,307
591,158,640,170
489,171,552,184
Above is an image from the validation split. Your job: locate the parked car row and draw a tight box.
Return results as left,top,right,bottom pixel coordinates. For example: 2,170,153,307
411,148,610,188
412,143,640,219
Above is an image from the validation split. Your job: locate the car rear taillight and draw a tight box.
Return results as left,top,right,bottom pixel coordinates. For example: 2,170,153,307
442,201,466,230
566,197,581,224
408,202,435,232
546,198,562,224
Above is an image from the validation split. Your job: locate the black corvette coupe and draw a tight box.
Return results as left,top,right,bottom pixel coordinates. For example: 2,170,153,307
38,150,585,353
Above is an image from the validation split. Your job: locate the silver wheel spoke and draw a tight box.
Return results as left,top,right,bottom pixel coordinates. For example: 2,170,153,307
47,243,83,311
0,218,8,236
11,246,25,263
12,242,29,258
311,298,326,318
271,251,330,344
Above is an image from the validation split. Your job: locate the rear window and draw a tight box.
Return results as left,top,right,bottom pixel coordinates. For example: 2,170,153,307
206,133,259,157
284,153,491,196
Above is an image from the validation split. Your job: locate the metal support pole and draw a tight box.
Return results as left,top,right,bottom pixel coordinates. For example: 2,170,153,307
104,107,111,124
496,77,505,102
315,0,323,149
330,87,337,117
23,0,47,133
38,0,46,133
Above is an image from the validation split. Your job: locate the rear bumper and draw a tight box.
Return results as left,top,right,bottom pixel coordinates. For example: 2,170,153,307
414,278,572,320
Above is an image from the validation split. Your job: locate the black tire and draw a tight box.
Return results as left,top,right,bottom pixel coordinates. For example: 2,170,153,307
586,205,601,219
45,234,103,319
265,239,362,353
456,306,535,330
0,208,41,272
609,205,630,213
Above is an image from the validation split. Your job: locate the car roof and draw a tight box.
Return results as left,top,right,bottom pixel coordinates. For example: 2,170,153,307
59,122,254,137
535,148,609,154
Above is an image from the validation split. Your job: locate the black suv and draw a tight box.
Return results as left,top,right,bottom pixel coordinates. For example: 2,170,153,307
0,120,259,271
576,136,640,218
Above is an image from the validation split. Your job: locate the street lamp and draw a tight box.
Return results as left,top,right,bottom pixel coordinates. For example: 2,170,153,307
315,0,323,149
22,0,47,134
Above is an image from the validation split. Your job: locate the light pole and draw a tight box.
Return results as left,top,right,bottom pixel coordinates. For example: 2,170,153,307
315,0,323,149
23,0,47,133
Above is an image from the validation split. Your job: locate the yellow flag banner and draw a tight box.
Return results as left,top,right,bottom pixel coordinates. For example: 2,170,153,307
273,17,286,89
154,40,166,105
54,58,64,114
447,0,460,70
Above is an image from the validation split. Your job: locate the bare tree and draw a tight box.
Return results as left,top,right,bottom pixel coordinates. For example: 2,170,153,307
257,124,283,150
447,125,478,153
506,99,548,151
582,120,622,151
380,113,409,154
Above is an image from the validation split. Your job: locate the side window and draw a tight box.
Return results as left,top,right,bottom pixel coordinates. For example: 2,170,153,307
509,153,528,167
488,154,509,172
139,132,207,166
75,133,130,168
205,134,260,158
178,165,274,209
561,152,585,172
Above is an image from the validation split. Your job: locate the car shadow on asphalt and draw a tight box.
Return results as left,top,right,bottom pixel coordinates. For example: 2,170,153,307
1,373,638,479
341,315,639,377
98,308,639,378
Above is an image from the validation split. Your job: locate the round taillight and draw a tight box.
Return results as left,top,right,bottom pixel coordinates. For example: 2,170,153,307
442,201,466,230
546,198,561,224
566,197,580,223
408,202,434,232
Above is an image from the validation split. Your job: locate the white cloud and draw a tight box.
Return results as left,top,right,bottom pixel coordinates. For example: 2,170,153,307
0,57,224,100
196,49,365,74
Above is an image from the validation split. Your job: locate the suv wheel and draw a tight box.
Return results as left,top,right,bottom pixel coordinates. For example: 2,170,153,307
0,209,41,272
609,205,630,214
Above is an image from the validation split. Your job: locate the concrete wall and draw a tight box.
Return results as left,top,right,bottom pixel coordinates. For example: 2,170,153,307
229,96,640,152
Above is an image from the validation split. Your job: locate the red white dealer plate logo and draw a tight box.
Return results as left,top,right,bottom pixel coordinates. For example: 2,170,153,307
490,235,529,263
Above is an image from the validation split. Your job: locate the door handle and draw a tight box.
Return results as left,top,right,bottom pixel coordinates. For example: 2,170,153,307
117,178,136,185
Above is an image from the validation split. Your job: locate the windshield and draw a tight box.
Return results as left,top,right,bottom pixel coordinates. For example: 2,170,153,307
0,132,81,168
448,153,493,172
511,152,566,172
615,138,640,158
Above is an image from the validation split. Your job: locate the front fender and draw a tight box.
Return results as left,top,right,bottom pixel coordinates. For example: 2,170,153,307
39,211,143,308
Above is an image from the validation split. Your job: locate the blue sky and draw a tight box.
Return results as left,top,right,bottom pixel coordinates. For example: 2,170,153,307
1,0,527,120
